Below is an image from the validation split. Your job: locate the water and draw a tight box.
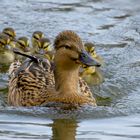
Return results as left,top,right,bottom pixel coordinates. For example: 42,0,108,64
0,0,140,139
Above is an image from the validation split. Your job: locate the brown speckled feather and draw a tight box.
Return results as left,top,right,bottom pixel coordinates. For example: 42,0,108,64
8,57,55,106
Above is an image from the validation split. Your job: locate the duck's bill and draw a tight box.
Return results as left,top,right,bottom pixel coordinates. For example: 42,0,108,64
79,50,101,67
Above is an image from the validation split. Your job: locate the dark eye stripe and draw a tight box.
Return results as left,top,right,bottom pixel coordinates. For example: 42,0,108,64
0,41,6,46
33,36,39,40
18,42,25,48
90,50,94,53
4,32,13,38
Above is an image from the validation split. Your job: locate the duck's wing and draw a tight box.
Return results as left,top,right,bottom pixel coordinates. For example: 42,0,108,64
8,51,55,106
79,77,96,100
8,60,21,78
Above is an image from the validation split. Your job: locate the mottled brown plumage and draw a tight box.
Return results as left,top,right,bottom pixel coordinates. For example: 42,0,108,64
8,30,99,108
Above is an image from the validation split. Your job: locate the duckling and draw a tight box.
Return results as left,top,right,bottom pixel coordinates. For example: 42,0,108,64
36,37,54,62
37,37,52,52
2,27,16,48
31,31,45,54
8,31,101,108
14,36,31,60
16,37,30,52
0,33,15,64
80,65,104,85
80,42,104,85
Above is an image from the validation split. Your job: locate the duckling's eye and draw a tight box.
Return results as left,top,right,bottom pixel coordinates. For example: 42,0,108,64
0,41,6,46
18,42,25,48
90,50,94,53
90,48,95,53
64,45,71,50
43,43,49,49
33,35,39,40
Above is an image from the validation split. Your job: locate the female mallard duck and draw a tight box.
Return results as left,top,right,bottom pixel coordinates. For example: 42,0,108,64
31,31,45,54
0,33,15,64
80,42,104,85
8,31,101,108
2,27,16,48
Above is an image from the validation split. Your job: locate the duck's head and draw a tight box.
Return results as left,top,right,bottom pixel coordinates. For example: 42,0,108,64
54,30,101,70
16,37,30,52
2,27,16,41
0,33,11,50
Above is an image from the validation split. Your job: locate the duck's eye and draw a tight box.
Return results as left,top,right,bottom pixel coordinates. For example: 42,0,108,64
64,45,71,50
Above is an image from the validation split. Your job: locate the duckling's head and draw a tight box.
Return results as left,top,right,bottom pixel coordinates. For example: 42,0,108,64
37,37,51,51
0,33,10,49
16,37,30,52
54,30,101,70
32,31,45,52
2,27,16,41
84,42,97,57
32,31,44,41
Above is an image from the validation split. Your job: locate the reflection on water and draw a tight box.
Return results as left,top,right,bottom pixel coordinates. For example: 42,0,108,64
0,0,140,139
0,113,140,140
51,119,77,140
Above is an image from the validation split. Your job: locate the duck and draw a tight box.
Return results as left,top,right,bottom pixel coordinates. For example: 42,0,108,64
2,27,17,48
31,31,45,54
79,42,104,85
8,30,101,108
0,33,15,65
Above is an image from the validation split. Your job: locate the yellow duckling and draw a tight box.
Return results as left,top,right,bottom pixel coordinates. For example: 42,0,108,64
31,31,45,54
14,36,31,60
37,37,52,51
8,30,101,108
36,37,54,62
80,42,104,85
16,36,30,52
2,27,16,48
0,33,15,65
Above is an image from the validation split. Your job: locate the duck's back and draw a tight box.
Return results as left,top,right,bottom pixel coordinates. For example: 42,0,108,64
8,58,55,106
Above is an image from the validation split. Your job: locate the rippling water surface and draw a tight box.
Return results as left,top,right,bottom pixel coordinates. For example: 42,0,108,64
0,0,140,139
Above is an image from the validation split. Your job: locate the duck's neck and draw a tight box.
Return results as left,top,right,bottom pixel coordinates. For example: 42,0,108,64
54,64,80,95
